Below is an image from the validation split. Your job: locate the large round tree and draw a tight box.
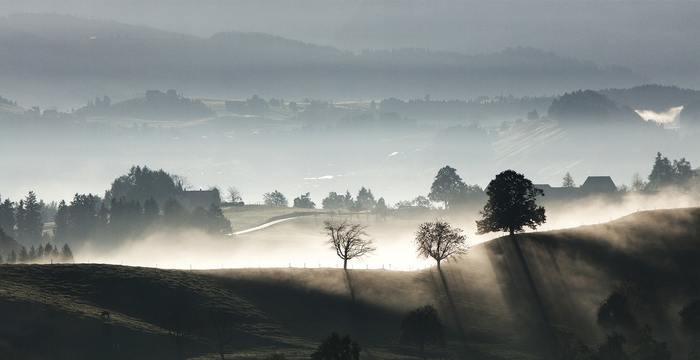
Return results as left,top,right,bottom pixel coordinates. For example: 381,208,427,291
428,166,466,209
476,170,546,236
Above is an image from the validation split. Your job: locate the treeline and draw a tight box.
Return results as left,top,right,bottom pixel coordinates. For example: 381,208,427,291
0,243,73,265
53,193,231,246
642,152,696,191
1,166,232,255
263,187,390,213
54,166,232,246
266,173,484,213
0,191,45,244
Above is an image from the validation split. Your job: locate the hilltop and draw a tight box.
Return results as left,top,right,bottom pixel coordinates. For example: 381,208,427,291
0,207,699,359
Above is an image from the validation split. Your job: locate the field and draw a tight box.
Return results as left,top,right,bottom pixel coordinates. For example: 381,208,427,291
1,208,699,359
223,205,327,233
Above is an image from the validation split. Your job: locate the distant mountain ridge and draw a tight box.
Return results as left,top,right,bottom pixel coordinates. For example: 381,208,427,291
0,14,645,107
600,85,700,112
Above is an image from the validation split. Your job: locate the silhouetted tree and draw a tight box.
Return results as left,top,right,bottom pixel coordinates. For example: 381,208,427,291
68,193,101,241
428,166,466,209
44,243,54,261
263,190,288,207
18,246,28,263
400,305,444,359
647,152,695,190
109,198,143,239
324,220,375,270
322,191,353,210
476,170,546,236
107,165,184,205
311,333,361,360
415,220,467,270
354,187,376,211
562,172,576,187
61,244,74,263
53,200,69,243
374,197,388,218
17,192,43,244
227,187,243,205
598,290,637,332
412,196,432,209
631,173,647,192
293,192,316,209
0,197,15,236
7,250,16,264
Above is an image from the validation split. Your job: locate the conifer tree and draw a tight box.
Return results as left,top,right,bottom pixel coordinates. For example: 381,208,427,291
61,244,74,263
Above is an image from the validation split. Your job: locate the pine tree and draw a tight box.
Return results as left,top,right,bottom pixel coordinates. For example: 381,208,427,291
24,192,43,243
61,244,74,263
18,246,28,263
17,192,43,244
562,172,575,187
15,200,26,241
0,197,15,236
355,187,376,211
36,243,44,259
29,246,36,261
54,200,70,243
44,244,54,260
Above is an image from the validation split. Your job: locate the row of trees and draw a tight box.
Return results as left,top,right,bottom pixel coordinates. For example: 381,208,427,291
0,191,45,244
562,152,697,192
0,243,73,264
54,194,232,245
262,187,390,213
263,151,696,216
324,169,546,269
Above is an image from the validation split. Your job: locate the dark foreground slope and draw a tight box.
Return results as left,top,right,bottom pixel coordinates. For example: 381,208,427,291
0,208,699,359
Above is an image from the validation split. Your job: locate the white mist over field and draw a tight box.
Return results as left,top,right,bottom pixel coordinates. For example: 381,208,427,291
74,189,700,271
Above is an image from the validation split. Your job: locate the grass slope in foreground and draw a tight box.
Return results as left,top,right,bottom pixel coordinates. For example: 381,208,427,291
1,208,699,359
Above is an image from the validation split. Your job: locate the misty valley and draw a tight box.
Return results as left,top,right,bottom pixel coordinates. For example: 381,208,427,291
1,8,700,360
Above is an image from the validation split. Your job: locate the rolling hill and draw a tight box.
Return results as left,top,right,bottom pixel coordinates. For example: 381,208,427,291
1,207,699,359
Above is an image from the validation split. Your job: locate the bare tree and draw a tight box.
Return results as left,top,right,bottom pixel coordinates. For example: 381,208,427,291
324,220,375,270
415,220,467,270
227,187,243,204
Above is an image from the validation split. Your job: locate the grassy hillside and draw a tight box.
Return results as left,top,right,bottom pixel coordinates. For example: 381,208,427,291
223,205,327,232
1,208,699,359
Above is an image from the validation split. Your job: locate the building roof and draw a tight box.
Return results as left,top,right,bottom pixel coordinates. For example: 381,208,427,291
580,176,617,193
177,189,221,210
